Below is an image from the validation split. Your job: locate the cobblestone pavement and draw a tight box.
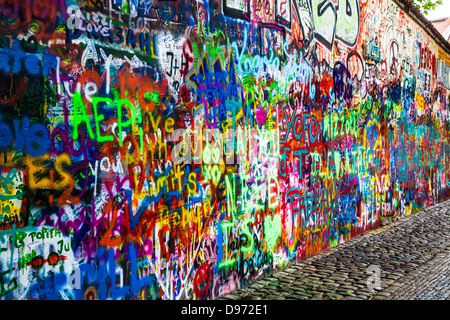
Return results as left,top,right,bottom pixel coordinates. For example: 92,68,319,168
220,200,450,300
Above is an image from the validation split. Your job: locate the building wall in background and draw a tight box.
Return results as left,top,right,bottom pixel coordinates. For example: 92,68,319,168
0,0,450,300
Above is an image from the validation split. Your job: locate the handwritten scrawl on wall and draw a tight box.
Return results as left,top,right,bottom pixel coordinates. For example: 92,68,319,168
0,0,450,300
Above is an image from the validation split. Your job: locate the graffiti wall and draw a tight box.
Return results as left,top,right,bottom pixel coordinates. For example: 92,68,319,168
0,0,450,300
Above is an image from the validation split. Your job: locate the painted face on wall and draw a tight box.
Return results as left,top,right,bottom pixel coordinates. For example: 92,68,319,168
197,0,209,28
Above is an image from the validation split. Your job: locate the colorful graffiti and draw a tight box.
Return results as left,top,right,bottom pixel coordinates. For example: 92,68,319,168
0,0,450,300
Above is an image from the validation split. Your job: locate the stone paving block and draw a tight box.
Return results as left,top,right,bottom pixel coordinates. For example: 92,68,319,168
266,285,281,290
303,267,317,272
335,280,353,286
370,295,387,300
249,283,265,289
357,279,369,286
323,282,340,288
340,285,359,290
381,286,400,293
329,276,347,281
374,291,392,297
337,289,355,295
263,277,278,282
264,295,286,300
246,295,264,300
313,273,328,278
290,285,307,291
318,287,336,293
278,278,294,284
306,276,323,282
277,291,293,297
257,288,273,294
321,278,337,283
248,291,265,296
318,269,335,274
294,291,312,296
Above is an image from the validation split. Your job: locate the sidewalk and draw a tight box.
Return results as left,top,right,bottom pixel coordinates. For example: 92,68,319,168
219,200,450,300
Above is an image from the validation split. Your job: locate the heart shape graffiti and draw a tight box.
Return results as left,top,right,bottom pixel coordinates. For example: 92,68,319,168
264,214,282,252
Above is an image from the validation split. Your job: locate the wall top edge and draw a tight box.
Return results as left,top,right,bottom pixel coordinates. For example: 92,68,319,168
393,0,450,55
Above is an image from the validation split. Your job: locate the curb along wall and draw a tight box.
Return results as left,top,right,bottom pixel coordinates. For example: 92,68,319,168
0,0,450,300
